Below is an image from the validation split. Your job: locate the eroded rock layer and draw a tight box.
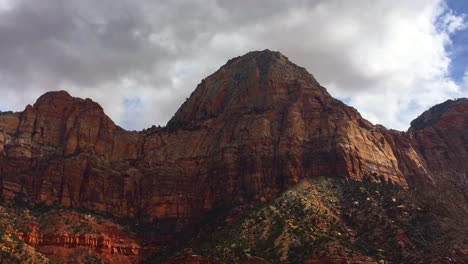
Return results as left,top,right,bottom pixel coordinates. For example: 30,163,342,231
0,50,467,239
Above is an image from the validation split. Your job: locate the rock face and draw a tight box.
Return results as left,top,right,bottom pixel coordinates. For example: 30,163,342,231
0,91,143,220
0,50,467,241
408,99,468,177
18,230,142,256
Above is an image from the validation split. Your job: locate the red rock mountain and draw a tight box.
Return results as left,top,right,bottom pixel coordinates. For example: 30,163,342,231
1,50,467,243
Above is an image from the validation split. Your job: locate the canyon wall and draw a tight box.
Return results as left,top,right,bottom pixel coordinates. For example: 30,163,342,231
0,50,467,237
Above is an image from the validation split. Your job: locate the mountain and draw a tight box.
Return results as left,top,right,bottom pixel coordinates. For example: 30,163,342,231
0,50,467,263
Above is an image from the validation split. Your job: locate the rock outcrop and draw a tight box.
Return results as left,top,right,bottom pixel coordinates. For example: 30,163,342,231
0,50,467,245
408,98,468,177
18,229,142,256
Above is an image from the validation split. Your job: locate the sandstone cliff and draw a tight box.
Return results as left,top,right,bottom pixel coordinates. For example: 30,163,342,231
0,50,467,246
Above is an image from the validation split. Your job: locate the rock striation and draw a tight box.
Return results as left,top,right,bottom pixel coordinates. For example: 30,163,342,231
0,50,467,243
17,229,142,256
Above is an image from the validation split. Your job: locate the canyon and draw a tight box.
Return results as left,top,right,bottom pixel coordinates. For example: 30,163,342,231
0,50,467,263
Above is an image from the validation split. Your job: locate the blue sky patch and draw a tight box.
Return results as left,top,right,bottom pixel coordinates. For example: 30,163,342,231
447,0,468,83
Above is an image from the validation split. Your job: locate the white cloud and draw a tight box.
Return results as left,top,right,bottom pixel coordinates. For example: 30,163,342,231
0,0,12,11
0,0,466,130
439,9,467,33
233,0,465,130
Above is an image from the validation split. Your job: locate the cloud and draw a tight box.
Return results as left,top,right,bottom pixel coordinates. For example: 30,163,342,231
463,70,468,90
0,0,466,130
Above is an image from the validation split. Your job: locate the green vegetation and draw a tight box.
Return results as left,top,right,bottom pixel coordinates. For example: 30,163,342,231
169,177,460,264
68,220,94,234
82,254,109,264
0,227,49,263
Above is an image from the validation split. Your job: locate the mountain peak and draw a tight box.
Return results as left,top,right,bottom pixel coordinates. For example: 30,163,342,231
222,50,317,81
225,49,286,65
167,50,324,128
32,90,104,113
33,90,72,106
409,98,468,132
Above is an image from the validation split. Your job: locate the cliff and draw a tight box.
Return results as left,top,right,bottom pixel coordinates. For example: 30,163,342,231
0,50,467,258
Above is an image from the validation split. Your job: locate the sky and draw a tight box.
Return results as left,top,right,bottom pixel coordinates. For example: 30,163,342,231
0,0,467,131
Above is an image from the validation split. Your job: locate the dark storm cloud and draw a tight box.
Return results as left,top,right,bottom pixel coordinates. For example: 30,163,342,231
0,0,177,88
0,0,321,90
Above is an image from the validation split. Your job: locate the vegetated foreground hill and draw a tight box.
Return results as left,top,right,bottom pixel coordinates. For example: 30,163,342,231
0,202,144,263
0,50,467,263
157,177,466,264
